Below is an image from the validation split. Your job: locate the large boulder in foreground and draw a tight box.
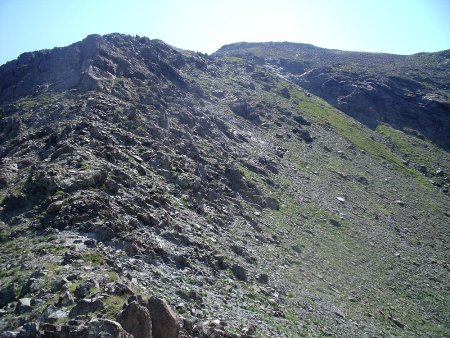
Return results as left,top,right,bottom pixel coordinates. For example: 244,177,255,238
146,296,179,338
117,301,152,338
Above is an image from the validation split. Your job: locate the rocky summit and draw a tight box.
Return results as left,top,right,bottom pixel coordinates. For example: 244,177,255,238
0,33,448,337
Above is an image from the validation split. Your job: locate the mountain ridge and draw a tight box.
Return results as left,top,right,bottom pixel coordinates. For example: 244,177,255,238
214,41,450,150
0,33,449,337
218,40,450,58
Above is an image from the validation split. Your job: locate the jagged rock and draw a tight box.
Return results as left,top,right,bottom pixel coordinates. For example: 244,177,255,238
355,175,369,185
224,165,244,191
117,301,152,338
293,114,311,126
53,278,70,292
24,170,58,197
69,298,104,318
137,212,159,227
329,219,342,227
20,277,44,297
58,291,75,306
136,164,147,176
279,87,291,98
40,305,57,323
418,165,427,175
46,200,64,214
104,282,134,296
40,305,68,324
231,264,247,281
176,289,203,305
15,298,33,314
0,284,16,307
292,128,313,143
258,157,279,174
213,255,228,270
62,251,81,265
59,321,88,337
86,319,133,338
146,296,179,338
192,320,224,337
174,253,190,268
60,169,107,192
333,308,345,319
229,102,262,124
180,316,194,333
192,319,241,338
230,244,245,256
38,323,58,336
94,224,116,241
17,322,37,338
230,245,256,264
256,273,269,284
74,279,99,299
264,197,280,210
105,177,120,195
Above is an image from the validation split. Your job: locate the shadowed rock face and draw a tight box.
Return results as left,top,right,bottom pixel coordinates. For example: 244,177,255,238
0,34,449,337
291,69,450,150
215,42,450,150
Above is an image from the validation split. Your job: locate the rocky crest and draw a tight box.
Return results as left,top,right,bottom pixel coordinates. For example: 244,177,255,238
215,42,450,150
0,34,449,337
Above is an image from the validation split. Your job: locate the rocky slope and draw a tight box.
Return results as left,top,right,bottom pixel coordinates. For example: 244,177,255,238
215,42,450,150
0,34,449,337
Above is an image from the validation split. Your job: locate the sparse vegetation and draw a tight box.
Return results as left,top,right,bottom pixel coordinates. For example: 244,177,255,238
0,33,448,337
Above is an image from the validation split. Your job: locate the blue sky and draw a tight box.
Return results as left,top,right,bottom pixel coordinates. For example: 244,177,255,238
0,0,449,65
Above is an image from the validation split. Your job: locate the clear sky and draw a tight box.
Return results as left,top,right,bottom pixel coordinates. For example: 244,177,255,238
1,0,449,65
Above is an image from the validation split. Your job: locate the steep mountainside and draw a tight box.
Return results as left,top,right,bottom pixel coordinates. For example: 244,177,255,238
215,42,450,150
0,34,449,337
